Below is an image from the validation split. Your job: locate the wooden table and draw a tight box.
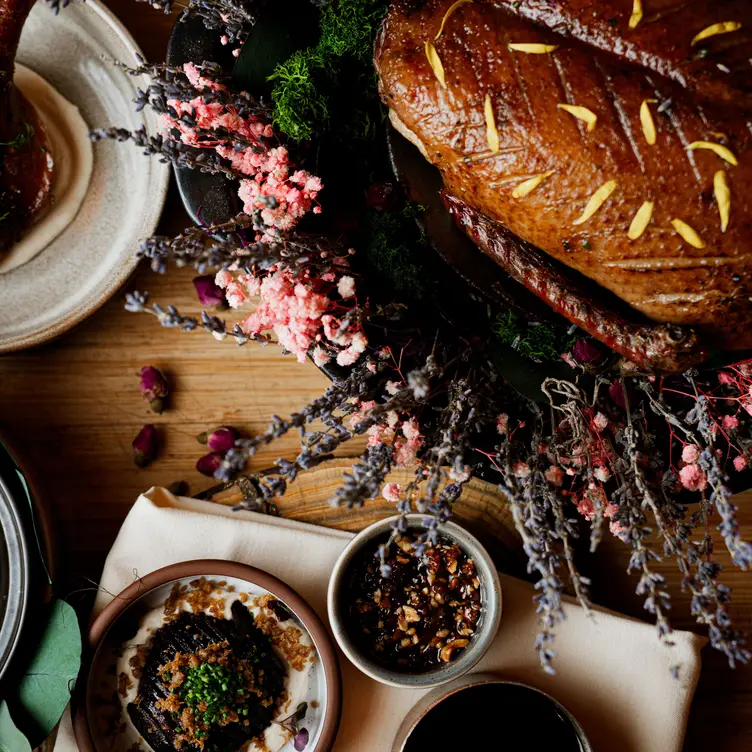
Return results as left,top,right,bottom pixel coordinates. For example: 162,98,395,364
1,2,751,749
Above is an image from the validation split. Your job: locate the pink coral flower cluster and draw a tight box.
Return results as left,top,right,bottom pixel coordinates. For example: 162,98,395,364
162,64,322,239
215,267,367,365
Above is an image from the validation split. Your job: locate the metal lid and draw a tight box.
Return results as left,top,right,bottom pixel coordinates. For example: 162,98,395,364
0,450,31,682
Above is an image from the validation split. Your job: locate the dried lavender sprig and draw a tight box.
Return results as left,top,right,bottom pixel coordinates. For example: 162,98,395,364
139,216,342,275
89,126,248,181
328,443,394,509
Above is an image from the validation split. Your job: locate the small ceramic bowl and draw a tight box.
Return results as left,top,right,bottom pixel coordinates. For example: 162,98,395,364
391,673,592,751
73,560,341,752
327,515,501,689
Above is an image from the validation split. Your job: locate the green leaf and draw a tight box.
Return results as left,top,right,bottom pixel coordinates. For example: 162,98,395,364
0,701,31,752
12,600,81,743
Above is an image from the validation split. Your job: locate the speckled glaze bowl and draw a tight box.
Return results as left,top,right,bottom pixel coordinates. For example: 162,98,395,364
327,515,502,689
73,560,341,752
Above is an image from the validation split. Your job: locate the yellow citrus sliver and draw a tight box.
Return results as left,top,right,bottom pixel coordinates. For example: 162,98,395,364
686,141,738,166
629,0,643,30
425,41,446,88
557,104,598,132
628,201,654,240
485,94,500,153
691,21,742,46
508,43,559,54
436,0,473,40
714,170,731,233
640,99,657,145
512,171,555,199
573,180,618,226
671,219,706,249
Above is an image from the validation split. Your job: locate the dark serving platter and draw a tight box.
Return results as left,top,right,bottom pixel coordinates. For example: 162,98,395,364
166,6,751,377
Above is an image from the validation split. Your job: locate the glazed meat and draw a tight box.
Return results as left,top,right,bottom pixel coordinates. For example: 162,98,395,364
0,0,53,254
375,0,752,353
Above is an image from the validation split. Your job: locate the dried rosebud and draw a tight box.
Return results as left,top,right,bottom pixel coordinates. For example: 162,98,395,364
196,451,223,477
365,181,399,212
139,366,169,414
193,274,226,308
572,339,602,365
132,424,158,468
206,426,239,452
608,380,627,409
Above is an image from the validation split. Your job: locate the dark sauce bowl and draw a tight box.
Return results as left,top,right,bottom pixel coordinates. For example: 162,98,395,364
392,673,592,752
327,515,501,688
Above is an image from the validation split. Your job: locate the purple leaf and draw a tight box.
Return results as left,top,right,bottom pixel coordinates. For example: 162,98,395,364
293,728,309,751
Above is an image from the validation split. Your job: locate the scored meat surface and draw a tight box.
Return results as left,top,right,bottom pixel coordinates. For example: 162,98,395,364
375,0,752,351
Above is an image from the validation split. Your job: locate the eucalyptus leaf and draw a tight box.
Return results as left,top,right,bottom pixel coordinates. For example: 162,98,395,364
0,701,31,752
12,600,81,743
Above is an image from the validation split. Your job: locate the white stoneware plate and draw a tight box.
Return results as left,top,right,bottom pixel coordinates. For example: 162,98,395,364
0,0,169,353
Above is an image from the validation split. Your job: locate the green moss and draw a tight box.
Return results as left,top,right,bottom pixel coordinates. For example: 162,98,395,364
269,0,388,142
362,204,430,300
318,0,388,59
493,310,576,362
269,49,330,142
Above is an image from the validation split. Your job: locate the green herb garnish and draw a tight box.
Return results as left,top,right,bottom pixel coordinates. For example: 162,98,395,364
0,122,34,150
176,662,248,727
493,309,577,362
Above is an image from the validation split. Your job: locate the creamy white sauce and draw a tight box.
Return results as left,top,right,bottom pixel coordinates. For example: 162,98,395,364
116,588,317,752
0,64,93,274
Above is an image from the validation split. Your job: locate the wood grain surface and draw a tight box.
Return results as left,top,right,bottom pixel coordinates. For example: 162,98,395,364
0,2,750,749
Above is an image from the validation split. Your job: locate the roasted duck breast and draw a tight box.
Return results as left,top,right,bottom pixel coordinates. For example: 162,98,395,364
375,0,752,365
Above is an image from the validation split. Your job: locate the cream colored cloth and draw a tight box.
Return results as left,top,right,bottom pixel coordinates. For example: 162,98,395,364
57,487,705,752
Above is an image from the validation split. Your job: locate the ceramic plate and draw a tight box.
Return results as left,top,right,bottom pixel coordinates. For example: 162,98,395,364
0,0,170,353
75,561,341,752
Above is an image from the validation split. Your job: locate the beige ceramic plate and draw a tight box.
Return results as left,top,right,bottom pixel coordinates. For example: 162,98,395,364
0,0,169,353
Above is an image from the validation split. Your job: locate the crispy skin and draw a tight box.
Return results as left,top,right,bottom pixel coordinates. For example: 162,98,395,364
375,0,752,349
495,0,752,112
0,0,53,253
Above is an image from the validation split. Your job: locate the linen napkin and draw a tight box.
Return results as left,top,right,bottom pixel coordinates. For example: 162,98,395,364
56,487,705,752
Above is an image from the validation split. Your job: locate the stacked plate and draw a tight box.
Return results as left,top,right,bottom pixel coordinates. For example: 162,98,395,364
0,439,45,682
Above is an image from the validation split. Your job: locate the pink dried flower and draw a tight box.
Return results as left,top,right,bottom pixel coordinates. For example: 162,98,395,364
682,444,701,464
193,275,226,308
496,413,509,435
723,415,740,430
382,483,401,502
718,371,735,386
594,466,611,482
679,464,707,492
336,347,360,367
196,452,224,477
385,381,401,395
402,419,421,442
337,275,356,299
734,455,747,472
206,426,239,453
544,465,564,487
592,412,608,432
312,346,331,367
139,366,169,414
513,461,531,478
132,424,159,468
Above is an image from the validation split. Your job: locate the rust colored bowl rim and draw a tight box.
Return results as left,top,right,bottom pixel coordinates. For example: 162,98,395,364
73,559,342,752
